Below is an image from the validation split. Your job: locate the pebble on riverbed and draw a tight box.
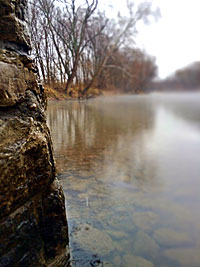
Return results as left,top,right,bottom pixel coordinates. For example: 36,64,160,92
72,223,116,255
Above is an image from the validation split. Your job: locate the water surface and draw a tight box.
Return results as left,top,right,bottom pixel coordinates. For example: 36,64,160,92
47,93,200,267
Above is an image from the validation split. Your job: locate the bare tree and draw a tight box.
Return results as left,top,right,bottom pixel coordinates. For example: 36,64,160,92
97,46,157,93
35,0,107,93
29,0,159,96
29,0,47,82
82,1,156,94
29,0,59,84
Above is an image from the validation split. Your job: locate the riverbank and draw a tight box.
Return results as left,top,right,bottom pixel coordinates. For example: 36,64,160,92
45,85,124,100
45,85,103,100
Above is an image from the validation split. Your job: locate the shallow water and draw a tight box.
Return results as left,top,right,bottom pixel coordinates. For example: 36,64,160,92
47,93,200,267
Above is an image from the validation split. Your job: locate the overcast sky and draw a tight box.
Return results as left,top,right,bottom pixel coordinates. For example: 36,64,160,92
100,0,200,79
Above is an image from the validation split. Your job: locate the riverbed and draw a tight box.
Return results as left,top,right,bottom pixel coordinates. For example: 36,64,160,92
47,93,200,267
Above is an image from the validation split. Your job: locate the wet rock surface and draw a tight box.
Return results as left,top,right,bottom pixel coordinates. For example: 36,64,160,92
0,0,30,50
0,0,69,266
0,51,39,107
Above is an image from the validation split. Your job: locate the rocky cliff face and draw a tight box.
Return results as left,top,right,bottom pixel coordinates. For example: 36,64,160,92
0,0,69,266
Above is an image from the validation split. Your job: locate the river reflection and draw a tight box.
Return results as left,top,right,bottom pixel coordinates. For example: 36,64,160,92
47,94,200,267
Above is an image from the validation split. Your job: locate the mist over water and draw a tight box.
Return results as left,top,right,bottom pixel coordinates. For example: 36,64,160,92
47,93,200,266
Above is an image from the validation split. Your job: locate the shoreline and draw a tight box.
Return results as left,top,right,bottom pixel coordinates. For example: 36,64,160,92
45,85,124,101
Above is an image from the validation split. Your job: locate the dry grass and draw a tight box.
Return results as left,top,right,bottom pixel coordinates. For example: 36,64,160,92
44,84,103,100
44,85,68,100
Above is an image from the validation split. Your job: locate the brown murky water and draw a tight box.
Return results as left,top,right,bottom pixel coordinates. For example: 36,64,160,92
47,94,200,267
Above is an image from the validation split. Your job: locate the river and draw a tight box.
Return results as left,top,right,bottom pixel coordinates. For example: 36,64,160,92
47,93,200,267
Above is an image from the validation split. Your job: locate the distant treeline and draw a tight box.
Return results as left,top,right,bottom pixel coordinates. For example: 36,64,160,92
28,0,158,96
152,62,200,91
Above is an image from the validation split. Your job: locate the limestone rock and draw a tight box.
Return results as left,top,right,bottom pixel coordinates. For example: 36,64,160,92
0,115,56,217
0,0,31,50
0,0,69,265
0,179,69,266
0,50,39,107
0,0,40,107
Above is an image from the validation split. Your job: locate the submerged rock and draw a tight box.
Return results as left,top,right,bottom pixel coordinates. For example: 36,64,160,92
106,230,129,239
133,231,159,260
72,223,115,255
123,255,154,267
163,248,200,266
0,0,69,266
113,255,122,265
153,228,192,247
133,211,160,232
